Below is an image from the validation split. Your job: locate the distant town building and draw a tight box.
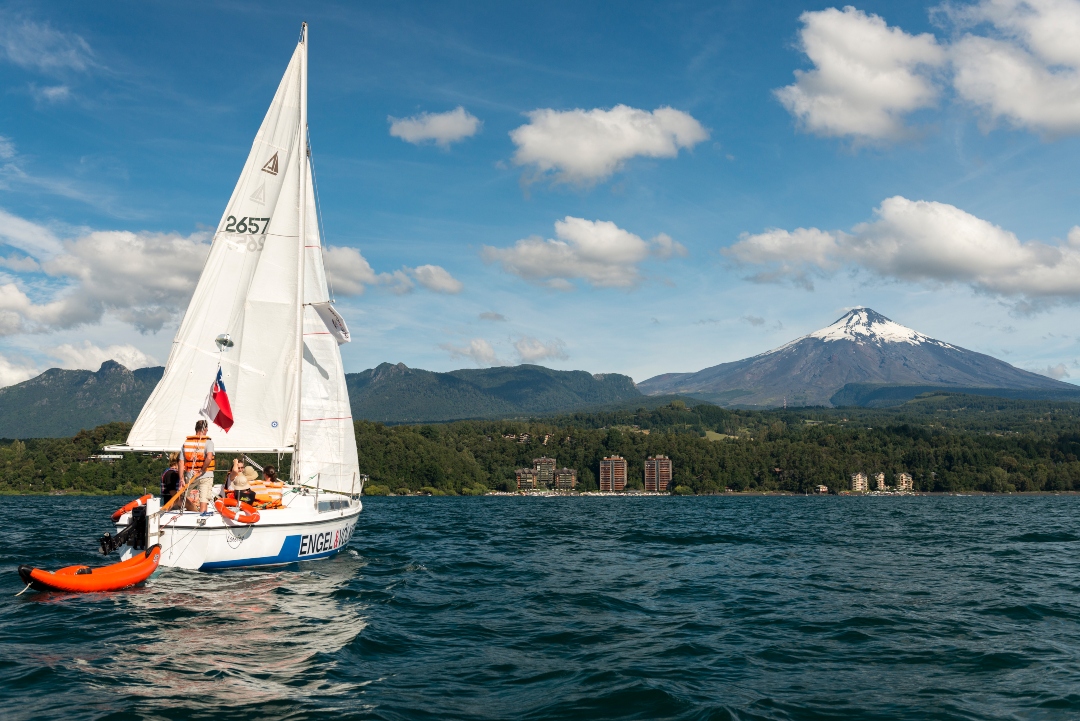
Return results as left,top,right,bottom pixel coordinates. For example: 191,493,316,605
516,468,538,490
600,456,627,492
644,455,672,492
554,467,577,491
897,472,914,491
815,485,829,494
533,457,556,488
874,472,887,491
851,472,868,492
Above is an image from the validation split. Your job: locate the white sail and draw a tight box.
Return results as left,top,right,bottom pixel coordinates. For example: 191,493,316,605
297,161,361,494
125,40,307,453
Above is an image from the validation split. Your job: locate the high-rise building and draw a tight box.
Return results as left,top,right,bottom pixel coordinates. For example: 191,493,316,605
554,467,577,490
533,457,556,488
851,472,868,492
600,456,627,492
644,455,672,492
874,472,887,491
897,472,914,491
516,468,538,490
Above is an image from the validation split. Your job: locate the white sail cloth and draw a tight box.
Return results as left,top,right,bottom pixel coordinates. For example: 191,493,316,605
298,163,360,494
124,31,361,496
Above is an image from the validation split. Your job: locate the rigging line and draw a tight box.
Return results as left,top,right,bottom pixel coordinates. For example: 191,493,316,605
307,129,336,303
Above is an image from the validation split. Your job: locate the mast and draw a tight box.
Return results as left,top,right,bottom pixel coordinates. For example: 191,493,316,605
293,22,308,484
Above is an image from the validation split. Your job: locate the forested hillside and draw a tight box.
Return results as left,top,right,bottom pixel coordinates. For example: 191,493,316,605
6,393,1080,496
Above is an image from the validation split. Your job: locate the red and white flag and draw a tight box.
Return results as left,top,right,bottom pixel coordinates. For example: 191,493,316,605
200,367,234,432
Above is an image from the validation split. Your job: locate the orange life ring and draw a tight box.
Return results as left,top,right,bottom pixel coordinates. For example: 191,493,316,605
214,497,260,524
112,494,153,522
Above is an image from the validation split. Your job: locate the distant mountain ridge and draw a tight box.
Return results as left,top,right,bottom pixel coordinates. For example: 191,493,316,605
638,308,1073,408
4,360,643,437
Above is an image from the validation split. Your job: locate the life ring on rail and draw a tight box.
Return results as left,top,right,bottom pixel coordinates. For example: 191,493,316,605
111,494,153,522
214,497,260,524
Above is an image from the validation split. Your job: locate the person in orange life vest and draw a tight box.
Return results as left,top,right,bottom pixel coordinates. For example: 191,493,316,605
226,457,257,504
178,419,215,515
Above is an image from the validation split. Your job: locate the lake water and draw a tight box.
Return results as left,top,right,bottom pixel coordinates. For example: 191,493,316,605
2,495,1080,720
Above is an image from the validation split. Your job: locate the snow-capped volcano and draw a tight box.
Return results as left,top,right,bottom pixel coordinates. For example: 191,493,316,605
807,308,950,347
638,308,1071,407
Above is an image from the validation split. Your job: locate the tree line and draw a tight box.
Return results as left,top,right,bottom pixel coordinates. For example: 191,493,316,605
6,393,1080,496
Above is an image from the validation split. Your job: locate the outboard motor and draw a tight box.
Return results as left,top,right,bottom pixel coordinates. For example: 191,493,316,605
99,504,149,555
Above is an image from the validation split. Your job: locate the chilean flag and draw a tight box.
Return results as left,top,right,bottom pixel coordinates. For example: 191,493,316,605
200,367,234,432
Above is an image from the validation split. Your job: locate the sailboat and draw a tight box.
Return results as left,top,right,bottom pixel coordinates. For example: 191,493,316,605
104,23,363,571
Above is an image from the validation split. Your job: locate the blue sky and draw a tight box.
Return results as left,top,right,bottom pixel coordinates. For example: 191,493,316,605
1,0,1080,385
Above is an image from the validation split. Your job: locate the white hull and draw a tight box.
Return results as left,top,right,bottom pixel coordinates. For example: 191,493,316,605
119,493,361,571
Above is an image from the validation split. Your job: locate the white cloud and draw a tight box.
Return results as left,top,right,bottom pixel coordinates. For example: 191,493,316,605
31,84,70,103
389,107,481,148
323,245,377,295
439,338,501,366
0,136,14,160
482,217,683,289
0,352,39,387
409,264,463,294
775,7,946,141
949,0,1080,135
509,105,708,184
514,337,567,363
1038,362,1070,379
49,341,156,370
729,195,1080,304
0,18,94,74
0,207,63,258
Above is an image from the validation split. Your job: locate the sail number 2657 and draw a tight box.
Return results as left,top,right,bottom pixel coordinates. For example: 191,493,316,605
223,216,271,234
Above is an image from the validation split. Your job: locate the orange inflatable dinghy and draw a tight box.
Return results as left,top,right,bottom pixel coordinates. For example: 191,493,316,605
18,545,161,593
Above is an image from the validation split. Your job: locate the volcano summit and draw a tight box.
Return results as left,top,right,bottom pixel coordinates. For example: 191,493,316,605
638,308,1073,407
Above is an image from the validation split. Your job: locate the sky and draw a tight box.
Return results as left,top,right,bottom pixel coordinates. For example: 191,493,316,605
2,0,1080,386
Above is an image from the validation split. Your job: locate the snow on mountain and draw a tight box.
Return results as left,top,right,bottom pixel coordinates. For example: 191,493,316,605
638,308,1072,407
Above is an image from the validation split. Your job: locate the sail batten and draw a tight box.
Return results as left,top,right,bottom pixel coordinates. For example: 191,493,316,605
126,27,359,493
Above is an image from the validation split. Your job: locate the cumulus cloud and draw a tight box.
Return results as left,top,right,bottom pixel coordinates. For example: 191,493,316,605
482,217,684,289
49,341,156,370
0,206,63,258
0,353,39,387
728,195,1080,305
0,18,94,74
389,107,481,148
439,338,501,366
509,105,708,184
948,0,1080,135
514,337,567,363
479,312,506,322
1039,362,1070,379
323,246,461,295
775,6,946,141
409,264,463,294
323,245,378,295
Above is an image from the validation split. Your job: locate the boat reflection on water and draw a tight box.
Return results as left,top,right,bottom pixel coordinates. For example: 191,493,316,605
48,553,370,716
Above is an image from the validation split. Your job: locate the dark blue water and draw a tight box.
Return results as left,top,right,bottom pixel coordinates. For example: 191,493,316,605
3,496,1080,720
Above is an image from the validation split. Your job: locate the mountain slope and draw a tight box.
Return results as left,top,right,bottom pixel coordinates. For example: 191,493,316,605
2,361,643,436
0,361,165,438
347,363,642,423
638,308,1073,408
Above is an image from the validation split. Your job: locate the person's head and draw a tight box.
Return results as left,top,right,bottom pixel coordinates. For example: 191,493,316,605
265,465,276,481
235,458,245,471
195,419,208,436
168,452,179,468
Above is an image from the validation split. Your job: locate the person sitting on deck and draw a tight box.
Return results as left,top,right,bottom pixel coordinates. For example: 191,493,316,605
226,457,257,504
179,420,215,515
160,453,180,502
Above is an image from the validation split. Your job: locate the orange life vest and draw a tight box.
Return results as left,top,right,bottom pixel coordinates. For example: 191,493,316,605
182,435,214,476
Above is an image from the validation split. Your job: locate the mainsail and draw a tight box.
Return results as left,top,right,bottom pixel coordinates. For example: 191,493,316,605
122,26,361,494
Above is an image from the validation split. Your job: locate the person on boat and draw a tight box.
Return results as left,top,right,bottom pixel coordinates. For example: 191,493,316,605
226,457,257,504
160,453,181,502
179,420,215,515
263,464,280,485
